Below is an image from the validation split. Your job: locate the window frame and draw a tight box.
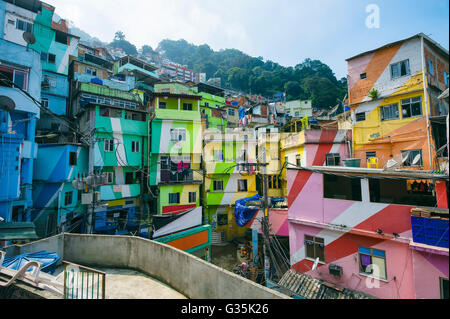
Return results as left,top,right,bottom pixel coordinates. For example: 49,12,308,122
355,112,366,122
131,141,140,153
380,103,400,121
390,59,410,79
16,18,33,33
401,149,423,167
401,97,422,118
189,192,197,204
168,192,180,204
304,235,325,263
104,139,114,152
64,191,73,206
183,103,193,111
170,128,187,142
213,180,224,191
69,152,77,166
358,247,387,281
237,179,248,192
105,172,114,184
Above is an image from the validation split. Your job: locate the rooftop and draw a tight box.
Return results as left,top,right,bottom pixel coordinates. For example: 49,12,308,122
290,165,449,181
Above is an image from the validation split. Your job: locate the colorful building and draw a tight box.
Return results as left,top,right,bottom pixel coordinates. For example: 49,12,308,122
285,100,313,119
148,90,203,217
71,80,148,234
346,33,449,170
0,0,42,230
31,144,88,237
286,165,448,299
202,129,259,241
279,129,352,197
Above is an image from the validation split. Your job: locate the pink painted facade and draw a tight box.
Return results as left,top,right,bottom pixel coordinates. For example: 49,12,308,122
287,168,449,299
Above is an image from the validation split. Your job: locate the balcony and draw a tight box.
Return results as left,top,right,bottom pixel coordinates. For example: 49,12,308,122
159,169,201,185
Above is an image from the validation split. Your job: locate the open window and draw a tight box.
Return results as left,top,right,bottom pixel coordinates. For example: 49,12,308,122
324,174,362,201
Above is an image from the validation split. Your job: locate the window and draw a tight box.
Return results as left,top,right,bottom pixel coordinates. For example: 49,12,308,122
380,103,400,121
444,72,449,87
110,109,122,118
69,152,77,166
169,193,180,204
64,191,73,206
428,59,434,76
16,18,33,33
356,112,366,122
296,155,301,167
304,235,325,263
131,141,140,153
391,59,410,79
217,213,228,226
326,153,340,166
204,102,209,107
213,180,224,191
285,156,288,167
104,139,114,152
170,128,186,142
0,64,28,90
228,109,235,116
360,73,367,80
401,97,422,118
183,103,193,111
41,52,56,64
105,172,114,184
189,192,197,203
366,151,377,161
43,75,57,88
324,175,362,201
55,30,68,44
213,150,224,162
369,178,436,206
41,98,49,108
401,149,423,167
295,111,300,117
359,247,387,280
440,278,449,299
238,179,248,192
125,172,134,185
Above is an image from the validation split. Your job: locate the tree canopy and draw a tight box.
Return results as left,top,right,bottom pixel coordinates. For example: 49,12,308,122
156,39,347,109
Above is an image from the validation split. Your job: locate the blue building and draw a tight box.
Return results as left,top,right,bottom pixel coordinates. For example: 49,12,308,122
0,0,42,228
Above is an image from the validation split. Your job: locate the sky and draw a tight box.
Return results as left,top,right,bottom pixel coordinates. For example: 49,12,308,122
44,0,449,79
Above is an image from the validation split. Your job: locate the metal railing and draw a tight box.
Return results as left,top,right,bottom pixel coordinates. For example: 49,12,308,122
63,261,106,299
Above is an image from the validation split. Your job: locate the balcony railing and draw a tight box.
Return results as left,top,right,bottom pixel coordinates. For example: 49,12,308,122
160,169,198,184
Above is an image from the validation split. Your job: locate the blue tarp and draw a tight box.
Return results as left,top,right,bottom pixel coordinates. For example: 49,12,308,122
238,107,246,120
2,251,61,275
234,194,262,227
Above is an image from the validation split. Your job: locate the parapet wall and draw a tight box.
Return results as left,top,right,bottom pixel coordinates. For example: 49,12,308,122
4,233,289,299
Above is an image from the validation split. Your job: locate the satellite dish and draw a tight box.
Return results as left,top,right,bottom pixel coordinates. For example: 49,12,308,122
0,96,16,112
401,152,410,163
412,154,421,165
312,257,320,271
23,32,36,45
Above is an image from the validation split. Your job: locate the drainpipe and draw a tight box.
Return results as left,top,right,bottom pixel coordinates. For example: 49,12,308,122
421,35,434,170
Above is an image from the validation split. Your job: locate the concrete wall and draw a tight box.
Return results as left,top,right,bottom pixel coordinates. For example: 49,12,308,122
5,233,289,299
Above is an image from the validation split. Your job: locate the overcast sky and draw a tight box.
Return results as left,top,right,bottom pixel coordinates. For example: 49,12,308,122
45,0,449,79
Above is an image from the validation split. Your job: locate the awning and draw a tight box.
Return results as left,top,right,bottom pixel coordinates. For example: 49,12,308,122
0,222,39,241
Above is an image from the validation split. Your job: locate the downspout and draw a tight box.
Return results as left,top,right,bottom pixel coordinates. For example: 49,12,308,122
421,35,434,170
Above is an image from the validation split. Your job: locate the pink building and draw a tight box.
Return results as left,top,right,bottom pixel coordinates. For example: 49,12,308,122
287,166,449,299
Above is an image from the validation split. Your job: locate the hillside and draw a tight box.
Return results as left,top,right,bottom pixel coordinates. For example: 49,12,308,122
74,28,348,109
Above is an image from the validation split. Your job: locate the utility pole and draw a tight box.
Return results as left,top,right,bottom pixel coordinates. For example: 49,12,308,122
261,135,270,286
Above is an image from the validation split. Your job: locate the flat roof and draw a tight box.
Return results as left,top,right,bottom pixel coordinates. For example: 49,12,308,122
290,166,449,180
152,92,202,100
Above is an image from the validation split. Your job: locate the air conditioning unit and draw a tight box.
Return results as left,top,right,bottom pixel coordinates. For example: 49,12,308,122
329,264,343,277
41,79,50,90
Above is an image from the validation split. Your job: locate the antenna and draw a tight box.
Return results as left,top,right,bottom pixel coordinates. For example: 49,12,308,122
312,257,320,271
0,95,16,112
412,153,421,165
23,32,36,52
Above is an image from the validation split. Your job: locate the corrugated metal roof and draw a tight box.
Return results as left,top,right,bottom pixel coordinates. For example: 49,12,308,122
277,270,376,299
0,222,38,241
